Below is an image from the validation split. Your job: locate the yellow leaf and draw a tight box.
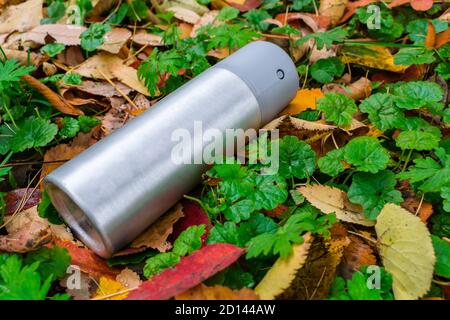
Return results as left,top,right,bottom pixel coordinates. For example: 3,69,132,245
176,284,259,300
339,45,408,73
94,277,128,300
298,185,375,227
280,89,323,116
319,0,348,26
375,204,435,300
255,233,312,299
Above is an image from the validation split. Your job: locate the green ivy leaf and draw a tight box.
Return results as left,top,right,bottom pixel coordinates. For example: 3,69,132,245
317,93,357,127
311,57,345,84
172,224,205,256
278,135,316,179
348,170,403,220
40,43,65,57
344,136,390,173
395,130,441,151
392,81,444,110
10,117,58,153
247,174,288,211
359,93,405,131
394,47,435,66
318,148,345,177
80,23,111,52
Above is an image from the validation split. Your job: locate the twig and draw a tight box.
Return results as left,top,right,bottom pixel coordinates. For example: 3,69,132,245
96,67,138,110
91,287,138,300
347,230,378,245
415,193,425,216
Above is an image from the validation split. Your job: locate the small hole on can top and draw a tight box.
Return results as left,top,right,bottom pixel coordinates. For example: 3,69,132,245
276,69,285,79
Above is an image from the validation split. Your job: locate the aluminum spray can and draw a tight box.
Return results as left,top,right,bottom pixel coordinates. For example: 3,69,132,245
45,41,299,258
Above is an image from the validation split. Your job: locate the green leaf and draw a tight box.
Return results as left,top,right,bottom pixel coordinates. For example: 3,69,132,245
317,93,357,127
318,148,345,177
217,7,239,21
436,62,450,80
392,81,444,110
172,224,205,256
394,47,435,66
441,187,450,212
248,174,288,211
40,43,65,57
398,148,450,193
143,252,180,278
223,199,255,222
59,117,80,139
24,246,71,281
0,59,35,91
206,265,255,289
296,27,348,50
292,0,312,10
359,93,405,131
78,115,100,133
41,1,66,24
38,190,63,224
344,136,390,173
407,19,448,44
63,73,82,85
0,254,53,300
431,235,450,278
310,57,345,84
431,211,450,238
127,0,148,21
243,9,271,31
278,135,316,179
395,130,440,151
10,117,58,153
108,3,129,24
80,23,111,52
348,170,403,220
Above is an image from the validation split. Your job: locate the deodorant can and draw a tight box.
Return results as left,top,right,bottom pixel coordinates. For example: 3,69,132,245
45,41,299,258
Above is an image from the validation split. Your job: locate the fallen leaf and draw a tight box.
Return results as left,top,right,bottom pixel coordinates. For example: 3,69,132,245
5,188,41,215
132,31,164,46
191,10,219,37
280,88,324,116
110,61,150,96
73,52,122,79
131,203,184,252
126,243,244,300
93,276,128,300
435,28,450,48
298,185,375,226
169,200,211,245
262,204,289,218
0,206,51,253
339,44,408,73
168,6,201,24
68,80,132,98
0,0,43,33
255,233,312,299
2,48,45,65
319,0,348,26
162,0,210,15
99,28,132,54
371,64,426,83
425,20,436,48
176,283,259,300
401,198,434,223
60,270,94,300
21,74,84,116
375,203,435,300
388,0,434,11
116,268,142,289
338,234,377,279
91,0,120,16
55,239,120,279
323,77,372,100
24,24,86,45
225,0,261,12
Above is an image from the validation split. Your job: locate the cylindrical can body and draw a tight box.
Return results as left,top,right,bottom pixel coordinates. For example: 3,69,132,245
45,41,299,257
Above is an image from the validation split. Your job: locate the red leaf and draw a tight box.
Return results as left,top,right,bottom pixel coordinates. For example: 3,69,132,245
169,200,211,245
126,244,244,300
54,239,120,279
6,188,41,215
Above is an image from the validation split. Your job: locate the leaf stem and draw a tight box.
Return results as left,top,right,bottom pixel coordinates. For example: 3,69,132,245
401,149,413,173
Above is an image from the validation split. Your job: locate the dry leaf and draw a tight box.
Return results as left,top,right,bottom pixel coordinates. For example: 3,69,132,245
72,80,133,98
91,0,119,16
73,52,122,79
21,74,84,116
435,28,450,49
168,6,201,24
60,270,94,300
339,44,408,73
401,197,434,223
24,24,86,45
255,233,312,299
2,48,44,65
130,203,184,252
280,88,324,116
191,10,218,37
116,268,142,289
375,203,435,300
93,277,128,300
162,0,209,15
132,31,164,46
0,0,43,33
99,28,132,54
0,206,51,253
323,77,372,101
339,234,377,279
110,61,150,96
298,185,375,226
176,283,259,300
319,0,348,26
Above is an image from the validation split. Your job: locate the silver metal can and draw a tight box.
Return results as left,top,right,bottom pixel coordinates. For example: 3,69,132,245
45,41,299,258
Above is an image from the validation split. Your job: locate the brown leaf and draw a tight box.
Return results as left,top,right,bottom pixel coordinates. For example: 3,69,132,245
91,0,120,16
2,48,45,65
21,74,84,116
24,24,86,45
99,28,132,54
191,10,219,37
225,0,261,12
319,0,348,26
110,61,150,96
168,6,201,24
60,271,94,300
0,0,43,33
0,206,52,253
130,203,184,252
435,28,450,48
401,197,434,223
5,188,41,215
116,268,142,289
71,80,133,98
263,204,288,218
176,284,259,300
73,52,121,79
338,234,377,279
323,77,372,101
425,20,436,48
131,31,164,46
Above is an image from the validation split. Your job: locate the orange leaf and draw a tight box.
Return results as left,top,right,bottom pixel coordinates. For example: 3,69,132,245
21,74,84,116
435,28,450,48
339,235,377,279
425,20,436,48
280,88,323,116
176,284,259,300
